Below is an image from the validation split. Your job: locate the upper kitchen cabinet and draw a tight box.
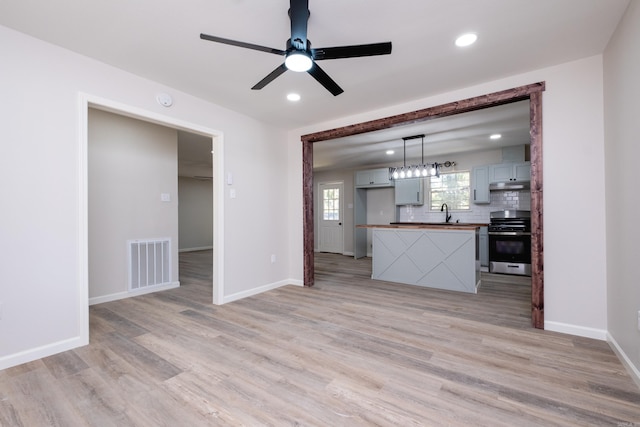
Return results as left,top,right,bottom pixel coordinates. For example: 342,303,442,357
489,162,531,183
472,166,490,204
395,178,424,205
355,168,394,188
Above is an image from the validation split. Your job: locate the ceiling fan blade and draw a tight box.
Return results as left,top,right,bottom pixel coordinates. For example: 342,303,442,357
200,33,285,56
252,63,289,90
312,42,392,60
307,62,344,96
288,0,310,50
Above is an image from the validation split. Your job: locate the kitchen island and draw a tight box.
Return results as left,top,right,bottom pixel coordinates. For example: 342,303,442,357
357,223,486,293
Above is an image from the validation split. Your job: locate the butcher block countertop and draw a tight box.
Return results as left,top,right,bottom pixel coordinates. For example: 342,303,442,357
357,222,488,230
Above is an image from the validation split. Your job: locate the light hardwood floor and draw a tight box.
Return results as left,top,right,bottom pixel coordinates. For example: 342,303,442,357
1,251,639,426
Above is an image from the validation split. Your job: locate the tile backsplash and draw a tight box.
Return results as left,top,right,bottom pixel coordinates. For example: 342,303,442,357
398,190,531,223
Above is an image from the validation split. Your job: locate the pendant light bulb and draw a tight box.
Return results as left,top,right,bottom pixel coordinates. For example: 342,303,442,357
399,169,406,179
392,169,399,179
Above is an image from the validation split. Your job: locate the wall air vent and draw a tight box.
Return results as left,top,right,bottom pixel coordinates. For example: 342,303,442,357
128,238,171,290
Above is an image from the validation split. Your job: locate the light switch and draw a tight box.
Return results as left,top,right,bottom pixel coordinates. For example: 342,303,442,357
229,189,237,199
160,193,171,202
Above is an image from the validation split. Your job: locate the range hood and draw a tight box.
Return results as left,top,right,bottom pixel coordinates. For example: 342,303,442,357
489,181,530,191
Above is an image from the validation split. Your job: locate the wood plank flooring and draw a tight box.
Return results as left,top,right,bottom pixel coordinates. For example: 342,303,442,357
1,251,639,426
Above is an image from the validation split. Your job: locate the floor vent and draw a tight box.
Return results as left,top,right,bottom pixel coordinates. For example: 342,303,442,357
128,238,171,291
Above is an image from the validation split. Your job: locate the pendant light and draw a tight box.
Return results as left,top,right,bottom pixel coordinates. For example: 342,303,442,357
389,134,436,180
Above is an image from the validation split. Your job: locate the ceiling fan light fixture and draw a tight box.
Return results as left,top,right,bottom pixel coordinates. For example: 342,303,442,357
285,52,313,72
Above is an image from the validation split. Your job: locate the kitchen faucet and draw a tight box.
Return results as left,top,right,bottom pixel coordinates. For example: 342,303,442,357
441,203,452,223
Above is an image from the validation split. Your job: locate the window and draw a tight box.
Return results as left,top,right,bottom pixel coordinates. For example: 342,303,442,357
429,171,470,211
322,188,340,220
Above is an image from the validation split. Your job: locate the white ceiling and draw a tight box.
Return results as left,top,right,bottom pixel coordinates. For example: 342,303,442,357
177,131,213,179
313,100,531,171
1,0,629,172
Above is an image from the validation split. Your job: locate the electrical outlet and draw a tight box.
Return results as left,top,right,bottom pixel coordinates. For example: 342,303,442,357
271,254,276,263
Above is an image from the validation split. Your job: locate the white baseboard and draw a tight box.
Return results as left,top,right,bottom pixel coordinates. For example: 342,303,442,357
607,333,640,389
179,246,213,253
89,281,180,306
222,279,303,304
315,249,354,257
0,335,87,371
544,321,608,341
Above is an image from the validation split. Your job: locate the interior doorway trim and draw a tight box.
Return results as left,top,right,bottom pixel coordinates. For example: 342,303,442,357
301,82,545,328
78,93,225,344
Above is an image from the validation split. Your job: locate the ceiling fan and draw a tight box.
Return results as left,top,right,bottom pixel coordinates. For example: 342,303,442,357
200,0,392,96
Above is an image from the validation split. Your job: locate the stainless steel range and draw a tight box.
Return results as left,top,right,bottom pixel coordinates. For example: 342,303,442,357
488,210,531,276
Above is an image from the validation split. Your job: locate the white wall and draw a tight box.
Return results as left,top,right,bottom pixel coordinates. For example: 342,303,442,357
178,177,213,251
604,0,640,378
289,55,609,340
0,25,290,369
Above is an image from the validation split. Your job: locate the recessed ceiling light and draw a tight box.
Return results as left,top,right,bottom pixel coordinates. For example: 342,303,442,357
490,134,502,140
287,93,301,102
386,150,394,155
455,33,478,47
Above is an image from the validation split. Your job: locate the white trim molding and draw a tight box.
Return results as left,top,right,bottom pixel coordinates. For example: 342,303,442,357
0,336,86,371
544,321,608,341
179,246,214,253
89,281,180,306
607,333,640,389
222,280,303,304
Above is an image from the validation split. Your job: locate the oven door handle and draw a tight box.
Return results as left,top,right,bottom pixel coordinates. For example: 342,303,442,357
488,231,531,236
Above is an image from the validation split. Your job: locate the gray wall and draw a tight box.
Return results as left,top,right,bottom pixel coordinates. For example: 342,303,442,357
88,108,179,299
604,0,640,377
178,176,213,251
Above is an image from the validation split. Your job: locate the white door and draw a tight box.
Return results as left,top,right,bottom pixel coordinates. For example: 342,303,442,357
318,182,344,254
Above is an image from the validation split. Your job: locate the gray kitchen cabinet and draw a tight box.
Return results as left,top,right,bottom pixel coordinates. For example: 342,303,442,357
479,226,489,267
489,162,531,183
355,168,394,188
394,178,424,205
513,162,532,181
472,166,490,204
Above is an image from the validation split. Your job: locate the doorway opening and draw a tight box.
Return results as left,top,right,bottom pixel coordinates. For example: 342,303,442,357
78,94,225,344
302,82,544,328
